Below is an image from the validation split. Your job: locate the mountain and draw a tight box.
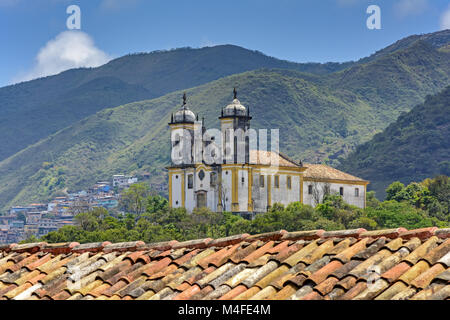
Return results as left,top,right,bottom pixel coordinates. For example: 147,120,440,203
1,29,448,163
0,38,449,209
339,86,450,199
0,30,449,209
0,45,352,162
358,29,450,64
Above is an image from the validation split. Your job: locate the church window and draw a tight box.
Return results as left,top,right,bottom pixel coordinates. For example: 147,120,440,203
175,201,179,205
287,176,292,189
198,170,205,181
340,187,344,196
241,176,245,184
355,188,359,197
308,185,313,194
210,172,217,187
274,175,279,188
175,175,178,179
188,174,193,189
260,175,265,187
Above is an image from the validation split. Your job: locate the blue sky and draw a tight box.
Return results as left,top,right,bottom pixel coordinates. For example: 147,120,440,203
1,0,449,87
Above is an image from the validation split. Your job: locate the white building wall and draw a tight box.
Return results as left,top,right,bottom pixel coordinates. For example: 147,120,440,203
221,169,232,212
302,181,365,208
238,169,248,212
171,173,182,208
252,172,268,213
270,174,301,207
185,171,195,212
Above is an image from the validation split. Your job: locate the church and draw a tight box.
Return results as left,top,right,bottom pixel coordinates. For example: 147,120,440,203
167,90,369,218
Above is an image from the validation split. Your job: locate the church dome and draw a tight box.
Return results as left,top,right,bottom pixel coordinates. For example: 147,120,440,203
223,98,247,117
173,108,195,123
171,93,196,123
221,88,249,117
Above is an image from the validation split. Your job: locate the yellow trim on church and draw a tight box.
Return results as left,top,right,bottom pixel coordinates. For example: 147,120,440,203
181,173,185,207
303,177,369,186
168,172,172,208
247,167,253,211
231,167,239,211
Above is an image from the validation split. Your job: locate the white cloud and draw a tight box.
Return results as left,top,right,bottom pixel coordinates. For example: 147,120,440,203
394,0,429,18
14,31,111,83
441,5,450,30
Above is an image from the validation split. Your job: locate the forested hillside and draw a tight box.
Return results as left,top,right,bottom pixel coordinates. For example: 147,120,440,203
339,86,450,199
0,30,449,208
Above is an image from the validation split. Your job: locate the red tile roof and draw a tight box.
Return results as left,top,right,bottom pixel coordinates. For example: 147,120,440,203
0,227,449,300
303,163,368,183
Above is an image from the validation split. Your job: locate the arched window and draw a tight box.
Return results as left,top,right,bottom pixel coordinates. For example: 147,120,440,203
188,174,193,189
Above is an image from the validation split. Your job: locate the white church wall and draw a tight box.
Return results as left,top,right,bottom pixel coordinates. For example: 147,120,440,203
238,169,249,212
270,173,301,207
302,180,365,208
252,172,268,213
221,169,232,212
185,171,195,212
171,172,182,208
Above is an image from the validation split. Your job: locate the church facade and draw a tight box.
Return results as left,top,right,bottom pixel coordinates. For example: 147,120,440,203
167,91,368,217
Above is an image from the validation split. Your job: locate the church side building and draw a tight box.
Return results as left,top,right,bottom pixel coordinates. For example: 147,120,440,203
167,91,369,217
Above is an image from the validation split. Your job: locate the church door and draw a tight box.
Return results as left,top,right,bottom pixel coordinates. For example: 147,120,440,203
197,192,207,208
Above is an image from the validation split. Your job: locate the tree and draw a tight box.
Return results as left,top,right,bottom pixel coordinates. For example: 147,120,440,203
119,183,150,215
385,181,405,201
146,195,168,214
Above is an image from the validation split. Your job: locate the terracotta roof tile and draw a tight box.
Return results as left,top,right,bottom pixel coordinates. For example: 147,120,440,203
339,281,367,300
402,236,439,265
391,287,417,300
435,228,450,239
309,260,343,285
428,285,450,300
333,238,369,264
289,284,314,300
281,230,324,241
203,284,231,300
322,228,367,239
219,284,247,300
400,227,438,240
360,228,407,239
381,262,411,283
233,286,260,300
375,281,409,300
0,226,447,300
303,163,367,182
190,285,214,300
410,264,446,289
208,234,250,247
249,285,276,300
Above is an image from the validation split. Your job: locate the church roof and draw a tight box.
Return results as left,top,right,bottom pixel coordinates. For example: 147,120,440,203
250,150,301,168
0,227,448,300
303,163,368,183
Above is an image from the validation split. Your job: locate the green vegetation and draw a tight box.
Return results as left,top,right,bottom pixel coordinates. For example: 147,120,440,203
25,177,448,244
339,86,450,199
1,31,449,209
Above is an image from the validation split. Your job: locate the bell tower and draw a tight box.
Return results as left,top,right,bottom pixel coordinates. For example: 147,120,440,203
219,88,252,164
